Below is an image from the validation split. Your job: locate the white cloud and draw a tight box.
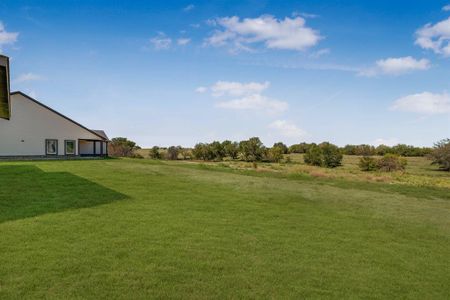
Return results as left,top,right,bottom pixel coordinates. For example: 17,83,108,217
211,81,270,97
0,22,19,49
201,80,287,114
373,138,399,147
150,33,172,50
217,94,288,113
183,4,195,12
415,17,450,56
391,92,450,114
205,15,321,52
309,48,330,58
177,38,191,46
269,120,306,138
359,56,430,76
13,73,44,83
195,86,207,93
292,11,319,19
376,57,430,74
443,5,450,11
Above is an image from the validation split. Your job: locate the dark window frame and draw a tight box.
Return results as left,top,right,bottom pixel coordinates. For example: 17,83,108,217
64,139,76,155
0,64,10,120
45,139,58,155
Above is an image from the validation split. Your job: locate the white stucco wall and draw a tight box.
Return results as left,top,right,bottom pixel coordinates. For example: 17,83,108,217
0,93,104,156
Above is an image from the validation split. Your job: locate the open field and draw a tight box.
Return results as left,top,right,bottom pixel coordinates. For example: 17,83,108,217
136,150,450,189
1,158,449,298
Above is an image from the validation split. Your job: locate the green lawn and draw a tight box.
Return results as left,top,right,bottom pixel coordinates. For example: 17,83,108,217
0,159,449,299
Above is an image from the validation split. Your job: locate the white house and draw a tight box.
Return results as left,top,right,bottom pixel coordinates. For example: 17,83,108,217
0,55,109,157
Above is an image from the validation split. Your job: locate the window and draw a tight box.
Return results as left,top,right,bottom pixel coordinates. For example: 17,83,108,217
45,139,58,155
65,140,75,155
0,65,10,120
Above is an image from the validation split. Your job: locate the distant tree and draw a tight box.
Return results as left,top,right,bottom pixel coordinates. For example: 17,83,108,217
358,156,378,171
342,144,357,155
321,142,343,168
429,139,450,171
273,142,288,154
304,142,342,168
149,146,161,159
266,146,284,163
239,137,265,161
377,154,407,172
356,145,376,156
181,148,192,160
166,146,180,160
210,141,225,161
222,140,239,159
192,143,211,160
304,145,323,166
289,142,313,154
375,144,392,156
109,137,139,157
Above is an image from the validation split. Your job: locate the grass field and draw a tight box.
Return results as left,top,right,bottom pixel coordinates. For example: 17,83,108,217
1,158,449,298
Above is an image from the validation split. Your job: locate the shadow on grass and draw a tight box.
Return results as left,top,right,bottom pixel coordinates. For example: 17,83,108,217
0,165,128,223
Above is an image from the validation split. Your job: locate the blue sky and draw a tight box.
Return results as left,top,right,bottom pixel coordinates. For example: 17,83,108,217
0,0,449,147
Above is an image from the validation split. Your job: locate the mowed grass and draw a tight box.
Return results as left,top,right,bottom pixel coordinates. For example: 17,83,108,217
0,159,449,299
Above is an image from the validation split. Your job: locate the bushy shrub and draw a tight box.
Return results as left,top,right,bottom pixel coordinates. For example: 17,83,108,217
343,144,375,156
222,140,239,159
210,141,225,161
289,142,315,154
192,143,210,160
429,139,450,171
108,137,140,157
304,145,323,166
304,143,343,168
239,137,265,162
358,156,378,171
273,142,288,154
166,146,180,160
321,142,343,168
377,154,407,172
149,146,161,159
266,146,284,163
180,148,192,160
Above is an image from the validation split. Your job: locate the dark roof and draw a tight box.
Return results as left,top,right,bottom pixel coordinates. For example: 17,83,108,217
91,130,109,140
10,91,108,141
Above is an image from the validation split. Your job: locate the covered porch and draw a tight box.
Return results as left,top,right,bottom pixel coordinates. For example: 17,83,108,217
78,139,108,157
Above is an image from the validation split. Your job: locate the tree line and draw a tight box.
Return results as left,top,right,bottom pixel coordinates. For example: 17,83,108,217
108,137,450,172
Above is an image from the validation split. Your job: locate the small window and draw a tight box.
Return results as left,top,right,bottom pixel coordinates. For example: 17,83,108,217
45,139,58,155
65,140,76,155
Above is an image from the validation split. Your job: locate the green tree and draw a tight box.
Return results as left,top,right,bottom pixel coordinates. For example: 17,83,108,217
377,154,407,172
222,140,239,159
267,146,284,162
149,146,161,159
180,148,192,160
304,142,342,168
289,142,313,154
109,137,139,157
375,144,392,156
429,139,450,171
304,145,323,166
358,156,378,171
239,137,264,161
166,146,180,160
210,141,225,161
193,143,210,160
321,142,343,168
273,142,288,154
